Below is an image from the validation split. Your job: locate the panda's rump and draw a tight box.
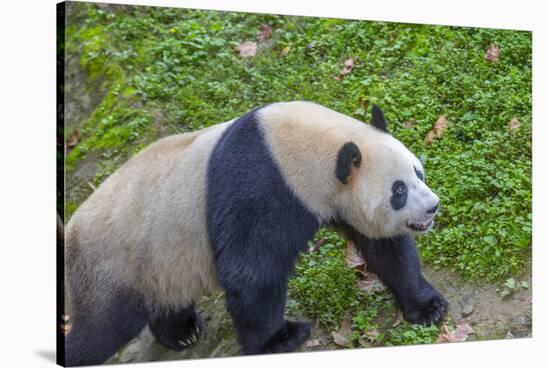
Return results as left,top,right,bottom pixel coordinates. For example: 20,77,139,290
66,122,232,312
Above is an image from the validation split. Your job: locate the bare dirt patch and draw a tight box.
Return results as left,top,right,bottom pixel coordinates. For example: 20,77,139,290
423,265,532,340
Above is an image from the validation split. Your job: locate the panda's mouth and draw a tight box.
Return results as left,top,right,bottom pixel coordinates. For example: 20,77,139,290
407,219,433,232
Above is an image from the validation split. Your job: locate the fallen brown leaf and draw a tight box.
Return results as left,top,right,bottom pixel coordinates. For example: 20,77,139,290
356,264,368,278
363,328,381,343
454,324,475,341
67,130,80,147
344,243,365,269
235,41,257,58
391,311,403,328
425,115,450,145
357,336,372,348
343,58,354,69
485,43,501,63
508,117,520,133
437,325,451,342
335,58,354,80
305,338,322,348
403,120,417,129
331,318,352,347
437,323,474,343
257,24,273,42
309,237,324,253
357,275,386,295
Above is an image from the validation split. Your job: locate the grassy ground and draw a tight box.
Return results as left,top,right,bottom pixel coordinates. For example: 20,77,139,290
64,2,532,350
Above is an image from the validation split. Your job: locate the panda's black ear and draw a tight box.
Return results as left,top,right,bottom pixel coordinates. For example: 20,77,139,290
371,104,388,133
335,142,362,184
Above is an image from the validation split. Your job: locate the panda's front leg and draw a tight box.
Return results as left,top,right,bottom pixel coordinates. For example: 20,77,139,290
357,234,447,325
338,224,447,325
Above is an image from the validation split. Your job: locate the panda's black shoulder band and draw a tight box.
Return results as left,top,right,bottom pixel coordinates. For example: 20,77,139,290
335,142,362,184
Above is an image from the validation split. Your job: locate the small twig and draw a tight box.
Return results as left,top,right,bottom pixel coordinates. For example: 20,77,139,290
213,292,224,304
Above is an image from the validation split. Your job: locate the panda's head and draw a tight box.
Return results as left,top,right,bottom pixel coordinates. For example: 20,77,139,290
334,105,440,239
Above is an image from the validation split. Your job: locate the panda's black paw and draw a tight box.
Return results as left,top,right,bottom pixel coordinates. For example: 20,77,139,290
149,305,203,352
403,288,448,326
260,320,312,354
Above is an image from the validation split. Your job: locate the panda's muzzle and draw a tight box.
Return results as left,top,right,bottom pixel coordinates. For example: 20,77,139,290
407,198,439,232
407,219,433,232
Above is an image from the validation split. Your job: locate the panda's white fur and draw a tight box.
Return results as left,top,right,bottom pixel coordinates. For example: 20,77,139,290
64,101,442,365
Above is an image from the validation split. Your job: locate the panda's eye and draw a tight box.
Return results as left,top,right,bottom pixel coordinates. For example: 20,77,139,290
392,180,407,196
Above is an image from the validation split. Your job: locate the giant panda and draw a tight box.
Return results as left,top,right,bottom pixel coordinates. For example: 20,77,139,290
64,101,447,366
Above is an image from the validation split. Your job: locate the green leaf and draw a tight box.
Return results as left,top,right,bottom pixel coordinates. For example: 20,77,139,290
483,235,497,246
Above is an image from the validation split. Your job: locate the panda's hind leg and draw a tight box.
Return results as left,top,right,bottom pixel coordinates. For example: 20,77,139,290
65,287,149,366
149,304,203,351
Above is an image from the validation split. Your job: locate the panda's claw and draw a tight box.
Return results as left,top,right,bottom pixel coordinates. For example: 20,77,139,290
150,306,203,351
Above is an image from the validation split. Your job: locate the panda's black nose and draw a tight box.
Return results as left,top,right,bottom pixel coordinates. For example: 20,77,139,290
427,202,439,214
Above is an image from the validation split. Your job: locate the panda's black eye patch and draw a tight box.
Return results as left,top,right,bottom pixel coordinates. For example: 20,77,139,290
414,166,424,181
390,180,408,210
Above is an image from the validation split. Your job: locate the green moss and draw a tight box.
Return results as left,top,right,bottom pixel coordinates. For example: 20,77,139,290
384,323,441,346
289,229,360,330
66,201,79,218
